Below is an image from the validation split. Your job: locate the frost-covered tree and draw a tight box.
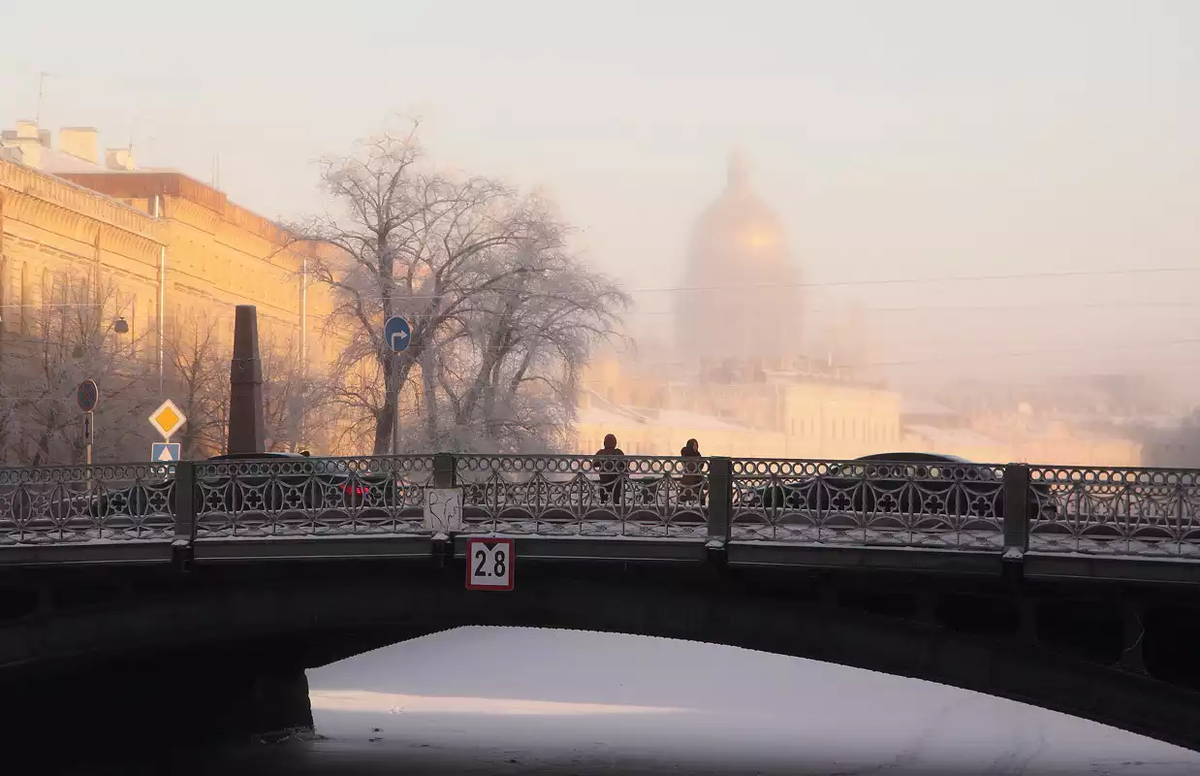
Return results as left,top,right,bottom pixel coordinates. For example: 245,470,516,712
165,312,228,460
165,314,337,458
0,275,157,465
291,121,627,454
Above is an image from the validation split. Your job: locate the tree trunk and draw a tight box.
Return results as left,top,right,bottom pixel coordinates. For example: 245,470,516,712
420,347,439,448
373,355,414,455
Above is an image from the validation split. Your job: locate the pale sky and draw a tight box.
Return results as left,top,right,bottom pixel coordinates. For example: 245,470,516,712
3,1,1199,396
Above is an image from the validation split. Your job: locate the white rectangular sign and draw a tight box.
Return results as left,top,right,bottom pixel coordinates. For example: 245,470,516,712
466,538,514,591
423,488,464,534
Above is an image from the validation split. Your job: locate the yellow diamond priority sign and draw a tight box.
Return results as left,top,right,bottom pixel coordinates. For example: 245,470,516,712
149,399,186,440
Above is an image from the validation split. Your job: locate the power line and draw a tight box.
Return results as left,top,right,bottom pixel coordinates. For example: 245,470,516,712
626,265,1200,294
589,337,1200,371
627,301,1200,316
845,337,1200,369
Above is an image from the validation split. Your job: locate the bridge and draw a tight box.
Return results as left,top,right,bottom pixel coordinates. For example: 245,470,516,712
3,452,1200,757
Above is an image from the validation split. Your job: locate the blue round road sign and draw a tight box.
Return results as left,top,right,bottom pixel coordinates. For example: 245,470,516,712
77,379,99,412
384,316,412,353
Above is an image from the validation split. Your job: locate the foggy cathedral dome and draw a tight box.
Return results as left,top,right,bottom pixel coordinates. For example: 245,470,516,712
675,153,802,365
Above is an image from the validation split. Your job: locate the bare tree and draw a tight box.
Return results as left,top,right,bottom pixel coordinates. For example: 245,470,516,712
1,274,157,465
433,209,627,452
164,312,229,460
260,329,335,453
290,121,628,454
0,359,24,466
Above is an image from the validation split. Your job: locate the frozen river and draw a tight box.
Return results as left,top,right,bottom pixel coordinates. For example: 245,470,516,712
85,626,1200,774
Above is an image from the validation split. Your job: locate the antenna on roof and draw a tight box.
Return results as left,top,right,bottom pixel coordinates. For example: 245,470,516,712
35,71,55,127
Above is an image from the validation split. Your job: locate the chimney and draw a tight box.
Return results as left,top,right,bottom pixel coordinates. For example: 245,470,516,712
104,147,136,171
2,122,44,168
59,127,99,165
38,129,51,148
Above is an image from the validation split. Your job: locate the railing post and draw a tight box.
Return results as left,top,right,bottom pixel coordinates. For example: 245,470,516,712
706,456,733,553
433,452,456,488
430,452,457,566
1002,463,1029,566
172,460,195,572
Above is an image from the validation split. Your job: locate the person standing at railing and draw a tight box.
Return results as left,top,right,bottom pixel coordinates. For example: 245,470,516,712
594,434,627,505
680,438,705,505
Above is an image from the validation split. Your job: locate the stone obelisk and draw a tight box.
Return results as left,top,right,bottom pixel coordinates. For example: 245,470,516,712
227,305,266,454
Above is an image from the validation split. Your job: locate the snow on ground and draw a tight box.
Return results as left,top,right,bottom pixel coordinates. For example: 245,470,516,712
303,626,1200,775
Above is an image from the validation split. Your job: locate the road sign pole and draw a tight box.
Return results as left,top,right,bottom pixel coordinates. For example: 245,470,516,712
77,380,99,487
383,315,411,457
392,354,400,457
84,410,94,491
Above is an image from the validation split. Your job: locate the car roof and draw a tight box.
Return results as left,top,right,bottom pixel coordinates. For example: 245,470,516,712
207,452,308,461
853,452,973,463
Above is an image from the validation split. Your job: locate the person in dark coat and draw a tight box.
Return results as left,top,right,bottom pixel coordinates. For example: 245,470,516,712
594,434,626,505
680,438,704,504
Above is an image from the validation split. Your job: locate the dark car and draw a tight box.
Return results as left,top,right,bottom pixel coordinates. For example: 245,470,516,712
752,452,1055,523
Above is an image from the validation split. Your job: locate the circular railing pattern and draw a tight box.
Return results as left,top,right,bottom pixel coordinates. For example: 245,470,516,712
457,455,708,539
5,456,1200,558
194,455,435,539
457,454,707,478
731,458,1006,550
0,463,176,545
1030,465,1200,557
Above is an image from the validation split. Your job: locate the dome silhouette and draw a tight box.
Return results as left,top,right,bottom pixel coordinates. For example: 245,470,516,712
675,154,802,365
687,152,790,276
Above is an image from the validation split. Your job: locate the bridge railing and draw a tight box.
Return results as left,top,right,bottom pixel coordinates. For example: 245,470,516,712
0,462,177,545
190,455,435,539
729,458,1008,551
4,454,1200,559
454,454,709,539
1028,465,1200,558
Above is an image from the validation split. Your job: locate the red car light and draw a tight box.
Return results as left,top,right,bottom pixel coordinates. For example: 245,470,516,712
342,483,369,497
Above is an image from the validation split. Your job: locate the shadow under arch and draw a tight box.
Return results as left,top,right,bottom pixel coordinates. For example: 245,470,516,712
3,558,1200,756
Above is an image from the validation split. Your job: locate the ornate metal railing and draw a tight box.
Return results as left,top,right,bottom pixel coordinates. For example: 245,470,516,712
731,458,1007,550
1030,466,1200,557
4,454,1200,561
0,463,176,545
455,455,708,538
193,456,434,539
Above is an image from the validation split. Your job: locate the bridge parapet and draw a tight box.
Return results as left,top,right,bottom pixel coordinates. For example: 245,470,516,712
3,455,1200,565
1028,465,1200,558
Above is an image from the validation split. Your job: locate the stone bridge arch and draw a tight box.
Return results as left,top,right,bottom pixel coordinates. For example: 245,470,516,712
3,556,1200,758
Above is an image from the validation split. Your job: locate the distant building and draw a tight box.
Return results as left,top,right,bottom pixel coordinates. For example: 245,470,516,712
675,153,802,364
579,155,902,459
579,154,1144,466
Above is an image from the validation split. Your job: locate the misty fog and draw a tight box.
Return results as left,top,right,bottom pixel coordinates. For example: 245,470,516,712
3,0,1198,455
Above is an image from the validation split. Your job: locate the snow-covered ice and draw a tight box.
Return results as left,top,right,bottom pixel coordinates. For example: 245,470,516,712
303,626,1200,775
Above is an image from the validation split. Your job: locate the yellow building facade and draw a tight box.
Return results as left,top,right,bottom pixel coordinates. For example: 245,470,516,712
0,122,349,458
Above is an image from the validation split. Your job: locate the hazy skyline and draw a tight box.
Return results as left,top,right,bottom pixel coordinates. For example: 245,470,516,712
4,0,1199,393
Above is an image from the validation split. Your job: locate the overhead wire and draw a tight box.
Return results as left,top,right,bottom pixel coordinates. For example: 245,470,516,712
625,265,1200,294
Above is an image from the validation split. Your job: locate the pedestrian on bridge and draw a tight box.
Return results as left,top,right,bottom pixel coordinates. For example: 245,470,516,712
680,438,705,505
594,434,626,506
